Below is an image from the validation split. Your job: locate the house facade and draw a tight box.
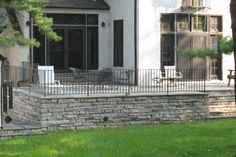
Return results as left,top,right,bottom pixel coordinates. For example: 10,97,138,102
0,0,233,82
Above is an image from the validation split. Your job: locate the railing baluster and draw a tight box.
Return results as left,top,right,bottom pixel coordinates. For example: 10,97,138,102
0,65,208,96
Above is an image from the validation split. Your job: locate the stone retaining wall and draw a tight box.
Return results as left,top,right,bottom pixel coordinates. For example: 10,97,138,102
9,92,41,124
10,89,235,131
11,90,209,130
208,90,236,118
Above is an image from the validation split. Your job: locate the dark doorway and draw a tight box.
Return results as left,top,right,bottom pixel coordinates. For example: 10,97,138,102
48,27,85,70
33,14,99,71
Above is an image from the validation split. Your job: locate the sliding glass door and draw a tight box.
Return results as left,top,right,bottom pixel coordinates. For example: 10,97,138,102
33,14,99,71
47,27,86,70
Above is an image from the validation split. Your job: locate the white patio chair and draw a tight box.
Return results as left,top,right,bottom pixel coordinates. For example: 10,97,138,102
117,69,134,85
152,70,164,86
164,66,183,86
37,66,62,94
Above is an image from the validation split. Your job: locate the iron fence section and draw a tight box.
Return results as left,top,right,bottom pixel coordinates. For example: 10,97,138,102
1,65,206,96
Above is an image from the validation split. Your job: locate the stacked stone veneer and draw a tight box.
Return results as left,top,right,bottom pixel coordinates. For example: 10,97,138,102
10,90,209,130
208,90,236,118
9,92,42,124
0,127,44,140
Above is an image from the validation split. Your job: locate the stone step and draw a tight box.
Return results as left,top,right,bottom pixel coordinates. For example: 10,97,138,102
0,128,45,140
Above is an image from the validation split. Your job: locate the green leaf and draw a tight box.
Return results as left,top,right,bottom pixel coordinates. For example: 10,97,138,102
0,0,61,48
177,48,216,59
218,34,234,55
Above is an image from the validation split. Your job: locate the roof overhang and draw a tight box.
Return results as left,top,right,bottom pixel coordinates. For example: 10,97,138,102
46,0,110,10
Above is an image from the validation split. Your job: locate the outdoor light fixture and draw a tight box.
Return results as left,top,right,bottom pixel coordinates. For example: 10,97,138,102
26,21,30,26
101,22,106,27
103,116,108,122
4,116,12,124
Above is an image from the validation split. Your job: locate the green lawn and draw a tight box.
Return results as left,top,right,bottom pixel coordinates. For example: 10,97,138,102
0,119,236,157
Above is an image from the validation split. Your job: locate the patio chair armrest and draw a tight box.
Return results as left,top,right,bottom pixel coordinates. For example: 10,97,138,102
153,77,163,84
69,67,85,79
55,80,61,85
176,72,183,79
153,77,161,81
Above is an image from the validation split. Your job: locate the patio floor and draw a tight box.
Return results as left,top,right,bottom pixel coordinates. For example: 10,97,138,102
0,116,44,140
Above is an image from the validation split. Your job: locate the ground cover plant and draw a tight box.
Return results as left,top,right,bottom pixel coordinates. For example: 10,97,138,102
0,119,236,157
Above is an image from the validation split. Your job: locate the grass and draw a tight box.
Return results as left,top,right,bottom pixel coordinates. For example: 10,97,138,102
0,119,236,157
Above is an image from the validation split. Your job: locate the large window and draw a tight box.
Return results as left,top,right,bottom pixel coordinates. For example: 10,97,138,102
33,14,99,70
113,20,124,67
191,15,207,32
161,12,222,80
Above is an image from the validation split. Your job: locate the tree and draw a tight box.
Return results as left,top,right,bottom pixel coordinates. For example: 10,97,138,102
230,0,236,103
0,0,61,48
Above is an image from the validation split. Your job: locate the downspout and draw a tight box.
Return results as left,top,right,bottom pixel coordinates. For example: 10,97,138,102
134,0,138,85
29,13,33,67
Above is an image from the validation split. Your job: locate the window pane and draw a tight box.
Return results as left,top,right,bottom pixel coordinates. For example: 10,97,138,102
114,20,124,67
48,29,65,70
177,14,189,31
161,14,175,32
68,29,85,69
210,16,222,32
87,14,98,25
161,35,175,67
191,15,207,32
33,27,45,65
47,14,86,25
87,27,98,69
192,36,206,49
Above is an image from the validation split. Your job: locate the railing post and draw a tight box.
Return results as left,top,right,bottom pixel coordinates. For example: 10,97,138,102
87,71,89,97
43,70,46,97
204,68,206,92
167,69,169,95
127,69,130,96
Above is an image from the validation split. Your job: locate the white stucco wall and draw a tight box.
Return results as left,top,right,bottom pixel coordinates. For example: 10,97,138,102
0,12,30,67
105,0,135,69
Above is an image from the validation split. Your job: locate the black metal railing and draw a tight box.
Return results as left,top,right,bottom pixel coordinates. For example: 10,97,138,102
1,65,206,96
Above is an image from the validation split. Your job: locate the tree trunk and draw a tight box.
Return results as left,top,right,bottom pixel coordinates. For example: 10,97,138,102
230,0,236,104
